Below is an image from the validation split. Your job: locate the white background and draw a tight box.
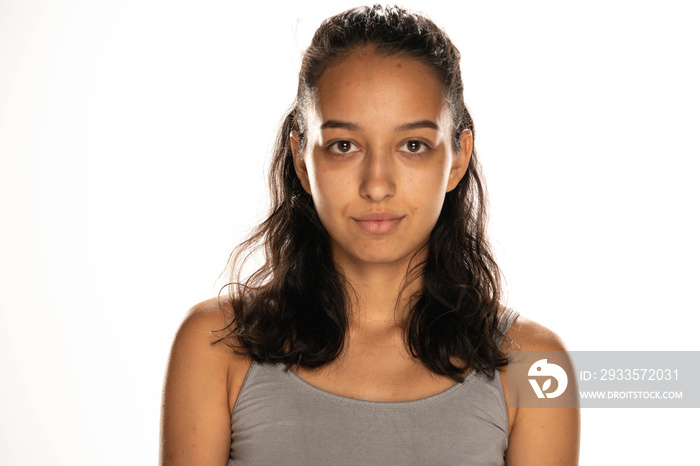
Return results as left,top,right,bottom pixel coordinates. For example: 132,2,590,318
1,0,698,464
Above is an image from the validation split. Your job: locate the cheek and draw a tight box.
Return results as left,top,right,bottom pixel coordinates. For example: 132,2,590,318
412,189,447,219
307,162,352,217
411,165,450,206
404,174,450,232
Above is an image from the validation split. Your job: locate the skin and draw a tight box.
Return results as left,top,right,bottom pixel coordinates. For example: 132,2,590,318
159,51,580,465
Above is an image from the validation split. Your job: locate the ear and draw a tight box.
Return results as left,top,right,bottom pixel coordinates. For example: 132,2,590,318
446,129,473,192
290,131,312,194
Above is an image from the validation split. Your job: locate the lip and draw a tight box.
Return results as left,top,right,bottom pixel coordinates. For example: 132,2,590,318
352,212,405,234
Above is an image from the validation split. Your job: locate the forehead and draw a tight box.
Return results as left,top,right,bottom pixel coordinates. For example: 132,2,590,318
310,51,447,127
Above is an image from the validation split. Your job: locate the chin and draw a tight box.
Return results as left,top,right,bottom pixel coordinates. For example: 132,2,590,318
353,248,424,268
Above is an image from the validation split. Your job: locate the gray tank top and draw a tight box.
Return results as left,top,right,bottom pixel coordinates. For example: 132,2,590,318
228,309,519,465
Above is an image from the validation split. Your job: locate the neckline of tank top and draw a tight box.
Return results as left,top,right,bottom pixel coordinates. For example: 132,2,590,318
277,308,517,408
281,364,480,409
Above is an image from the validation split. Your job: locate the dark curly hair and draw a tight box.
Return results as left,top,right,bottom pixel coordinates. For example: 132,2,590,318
217,4,507,382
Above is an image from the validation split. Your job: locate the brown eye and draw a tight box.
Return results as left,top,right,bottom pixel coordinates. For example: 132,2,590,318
401,140,428,154
329,140,359,154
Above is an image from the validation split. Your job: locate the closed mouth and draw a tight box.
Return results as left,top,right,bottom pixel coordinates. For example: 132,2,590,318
352,212,404,222
352,213,405,234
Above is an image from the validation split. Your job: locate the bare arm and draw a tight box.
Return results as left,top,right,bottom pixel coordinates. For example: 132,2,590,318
504,317,581,465
159,299,249,465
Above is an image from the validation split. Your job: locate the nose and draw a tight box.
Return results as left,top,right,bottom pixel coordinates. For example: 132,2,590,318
359,149,396,202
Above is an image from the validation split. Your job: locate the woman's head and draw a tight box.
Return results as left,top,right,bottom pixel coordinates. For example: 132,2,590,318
290,49,472,272
276,4,484,268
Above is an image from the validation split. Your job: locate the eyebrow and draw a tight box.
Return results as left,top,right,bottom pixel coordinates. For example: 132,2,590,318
320,120,362,131
394,120,440,132
320,119,439,132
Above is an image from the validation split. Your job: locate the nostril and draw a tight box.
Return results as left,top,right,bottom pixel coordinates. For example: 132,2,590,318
359,177,396,202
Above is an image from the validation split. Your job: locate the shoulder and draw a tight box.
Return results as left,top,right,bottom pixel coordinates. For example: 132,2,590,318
170,297,239,369
172,296,252,401
160,296,251,464
500,313,580,465
177,296,235,345
503,313,568,352
160,298,250,465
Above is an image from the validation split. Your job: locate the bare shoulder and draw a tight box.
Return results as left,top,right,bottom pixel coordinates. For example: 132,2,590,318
160,296,251,465
501,313,580,466
170,298,239,367
503,313,568,352
174,296,252,403
178,296,236,347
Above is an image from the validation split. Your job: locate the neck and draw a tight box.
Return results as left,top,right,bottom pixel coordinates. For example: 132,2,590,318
335,254,426,328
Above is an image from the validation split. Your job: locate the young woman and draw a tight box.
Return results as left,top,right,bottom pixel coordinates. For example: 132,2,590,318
160,5,580,465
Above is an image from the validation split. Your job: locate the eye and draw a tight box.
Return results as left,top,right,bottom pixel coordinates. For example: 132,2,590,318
400,140,429,154
328,140,360,155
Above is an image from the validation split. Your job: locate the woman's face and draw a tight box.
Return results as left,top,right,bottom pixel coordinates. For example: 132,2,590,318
292,51,472,273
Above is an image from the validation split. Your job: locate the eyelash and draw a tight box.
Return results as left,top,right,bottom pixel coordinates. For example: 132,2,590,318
399,140,430,155
327,140,360,155
326,140,431,156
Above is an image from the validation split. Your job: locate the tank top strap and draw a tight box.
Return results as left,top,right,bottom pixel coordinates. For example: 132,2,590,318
496,307,520,346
